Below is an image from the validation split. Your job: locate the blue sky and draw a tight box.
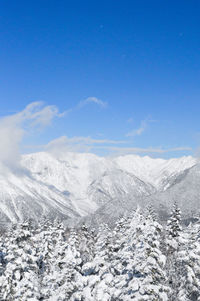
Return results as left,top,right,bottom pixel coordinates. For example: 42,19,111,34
0,0,200,158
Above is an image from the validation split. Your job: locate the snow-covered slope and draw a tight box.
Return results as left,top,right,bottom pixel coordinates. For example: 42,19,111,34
144,163,200,220
0,151,197,224
22,152,105,216
87,168,155,206
0,171,80,225
114,155,196,190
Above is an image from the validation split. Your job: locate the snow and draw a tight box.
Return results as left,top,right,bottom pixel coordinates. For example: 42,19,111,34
1,207,200,300
0,151,197,225
115,154,196,189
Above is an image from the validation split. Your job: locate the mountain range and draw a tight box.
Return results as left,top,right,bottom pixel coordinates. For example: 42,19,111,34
0,151,198,226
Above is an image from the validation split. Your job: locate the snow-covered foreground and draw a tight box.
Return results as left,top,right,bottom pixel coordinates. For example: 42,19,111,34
0,205,200,301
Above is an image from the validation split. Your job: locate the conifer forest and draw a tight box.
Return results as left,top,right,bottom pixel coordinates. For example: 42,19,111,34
0,204,200,301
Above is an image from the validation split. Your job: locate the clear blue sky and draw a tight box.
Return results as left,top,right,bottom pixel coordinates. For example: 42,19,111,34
0,0,200,157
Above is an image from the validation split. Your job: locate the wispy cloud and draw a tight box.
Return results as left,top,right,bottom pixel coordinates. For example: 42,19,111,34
126,117,157,137
64,96,107,116
0,101,192,168
0,102,64,174
43,135,192,158
21,102,65,127
78,97,107,109
93,146,192,156
44,136,126,156
105,146,192,154
0,97,108,173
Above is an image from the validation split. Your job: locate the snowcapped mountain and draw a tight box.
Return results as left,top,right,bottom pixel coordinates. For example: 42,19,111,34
144,163,200,220
0,170,80,226
0,151,197,225
114,154,196,190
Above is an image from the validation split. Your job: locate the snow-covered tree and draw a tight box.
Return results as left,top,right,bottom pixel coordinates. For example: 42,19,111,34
120,211,169,300
0,221,40,300
165,202,184,300
1,208,200,300
47,227,83,301
177,220,200,301
73,223,113,301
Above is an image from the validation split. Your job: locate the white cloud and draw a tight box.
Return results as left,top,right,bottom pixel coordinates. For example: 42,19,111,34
52,96,107,118
45,136,90,154
44,135,192,158
16,101,64,128
95,146,192,156
0,97,107,173
126,117,157,138
0,101,192,171
113,146,191,153
45,135,126,157
0,102,63,174
78,97,107,108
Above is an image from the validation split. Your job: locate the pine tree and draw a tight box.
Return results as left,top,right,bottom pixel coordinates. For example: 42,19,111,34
35,219,57,299
0,229,8,300
123,212,169,300
166,202,183,300
177,220,200,301
50,227,83,301
74,223,113,301
2,210,200,300
145,204,158,221
0,221,41,300
78,224,95,264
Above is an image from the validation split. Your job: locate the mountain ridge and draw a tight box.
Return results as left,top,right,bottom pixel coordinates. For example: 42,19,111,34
0,151,197,225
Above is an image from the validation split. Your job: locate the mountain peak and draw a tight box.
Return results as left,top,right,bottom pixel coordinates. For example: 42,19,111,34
0,151,197,225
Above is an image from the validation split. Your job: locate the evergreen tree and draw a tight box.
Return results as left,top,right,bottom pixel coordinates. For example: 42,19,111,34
52,228,83,301
74,223,113,301
1,209,200,300
178,220,200,301
166,202,183,300
0,221,40,300
124,212,169,300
